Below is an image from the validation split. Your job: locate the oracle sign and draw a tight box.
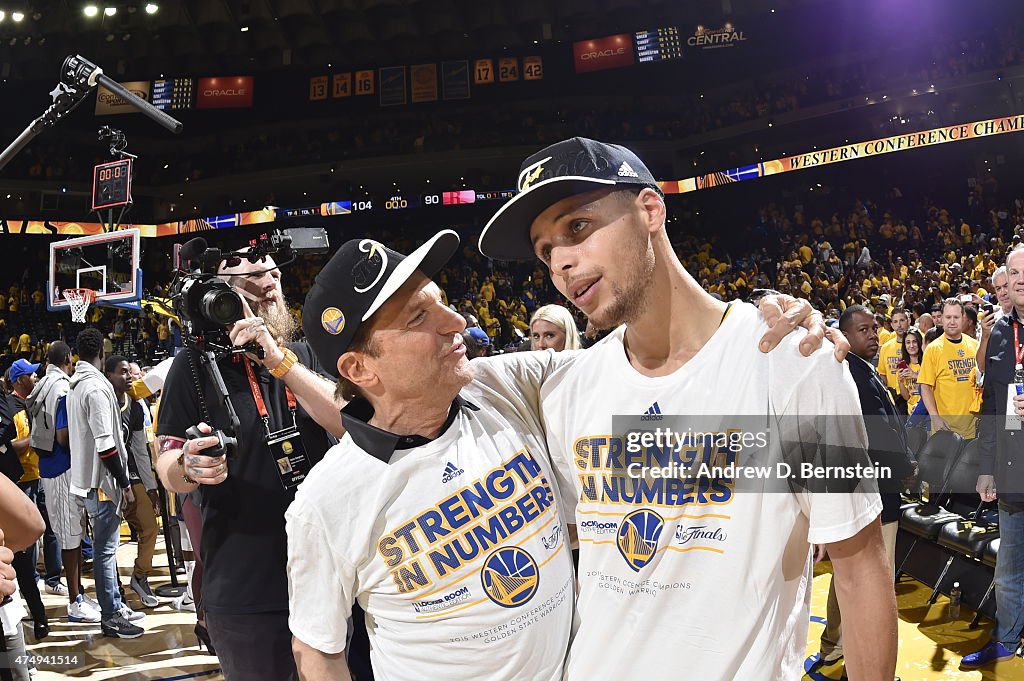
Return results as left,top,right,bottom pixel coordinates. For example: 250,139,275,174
572,34,635,73
196,76,254,109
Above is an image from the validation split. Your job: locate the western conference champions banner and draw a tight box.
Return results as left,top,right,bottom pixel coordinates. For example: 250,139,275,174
3,114,1023,237
659,114,1024,194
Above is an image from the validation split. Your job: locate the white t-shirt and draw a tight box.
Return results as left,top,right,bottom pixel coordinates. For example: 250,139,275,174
474,302,882,681
286,388,574,681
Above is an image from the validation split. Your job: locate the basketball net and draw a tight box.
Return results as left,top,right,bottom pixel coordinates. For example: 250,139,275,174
64,288,96,324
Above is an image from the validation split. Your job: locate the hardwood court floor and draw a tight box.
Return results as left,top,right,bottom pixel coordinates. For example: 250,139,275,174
17,539,1024,680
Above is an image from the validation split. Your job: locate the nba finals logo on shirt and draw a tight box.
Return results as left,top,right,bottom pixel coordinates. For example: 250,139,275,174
617,509,664,571
481,546,539,607
321,307,345,335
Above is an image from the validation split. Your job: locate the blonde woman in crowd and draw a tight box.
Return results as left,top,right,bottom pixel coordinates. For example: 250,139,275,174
529,304,583,352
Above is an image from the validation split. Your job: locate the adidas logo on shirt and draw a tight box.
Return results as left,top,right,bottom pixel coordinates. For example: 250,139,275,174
640,402,663,421
617,161,640,178
441,461,465,483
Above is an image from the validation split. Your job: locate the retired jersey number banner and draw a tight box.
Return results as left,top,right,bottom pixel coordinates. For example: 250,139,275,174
659,114,1024,195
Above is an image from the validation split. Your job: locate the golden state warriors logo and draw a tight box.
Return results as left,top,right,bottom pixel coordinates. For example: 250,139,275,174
617,509,664,572
321,307,345,335
481,546,539,608
281,440,293,456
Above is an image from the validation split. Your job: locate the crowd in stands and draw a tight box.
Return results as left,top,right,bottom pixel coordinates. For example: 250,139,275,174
4,22,1022,191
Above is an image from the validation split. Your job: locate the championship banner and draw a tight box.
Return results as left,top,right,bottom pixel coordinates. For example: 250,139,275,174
660,114,1024,195
379,66,407,106
442,61,471,100
410,64,438,103
95,81,151,115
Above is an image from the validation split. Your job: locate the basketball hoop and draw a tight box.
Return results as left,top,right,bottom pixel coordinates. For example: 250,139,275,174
64,288,96,324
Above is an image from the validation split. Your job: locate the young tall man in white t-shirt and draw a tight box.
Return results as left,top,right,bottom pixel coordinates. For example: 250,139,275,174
477,138,896,681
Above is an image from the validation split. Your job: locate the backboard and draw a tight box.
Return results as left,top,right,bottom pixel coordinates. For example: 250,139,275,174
48,228,141,312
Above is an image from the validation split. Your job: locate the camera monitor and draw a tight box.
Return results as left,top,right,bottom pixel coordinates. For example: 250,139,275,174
48,228,141,312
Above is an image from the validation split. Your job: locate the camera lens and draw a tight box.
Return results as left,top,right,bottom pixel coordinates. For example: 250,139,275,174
201,288,243,325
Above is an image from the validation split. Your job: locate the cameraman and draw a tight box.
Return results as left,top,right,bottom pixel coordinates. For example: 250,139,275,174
155,248,342,681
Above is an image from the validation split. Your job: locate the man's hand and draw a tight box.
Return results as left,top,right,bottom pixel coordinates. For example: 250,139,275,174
980,309,996,334
229,297,284,368
122,486,135,506
183,422,229,486
147,489,160,512
977,474,997,502
756,294,849,361
0,530,14,599
931,415,950,431
812,544,828,564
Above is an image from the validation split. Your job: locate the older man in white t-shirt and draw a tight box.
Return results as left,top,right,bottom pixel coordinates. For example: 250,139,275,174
288,233,575,681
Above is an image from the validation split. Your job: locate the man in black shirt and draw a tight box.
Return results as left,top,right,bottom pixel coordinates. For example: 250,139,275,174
156,250,342,681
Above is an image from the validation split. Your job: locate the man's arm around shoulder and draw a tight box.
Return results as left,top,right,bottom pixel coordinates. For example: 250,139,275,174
827,517,897,681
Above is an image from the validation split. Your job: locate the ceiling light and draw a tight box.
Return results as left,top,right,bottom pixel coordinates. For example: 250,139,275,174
84,5,98,17
0,11,5,22
145,3,158,14
104,7,116,17
240,25,249,32
11,11,23,22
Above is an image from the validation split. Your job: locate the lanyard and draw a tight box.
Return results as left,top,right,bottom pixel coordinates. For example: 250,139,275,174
1015,322,1024,367
242,357,297,434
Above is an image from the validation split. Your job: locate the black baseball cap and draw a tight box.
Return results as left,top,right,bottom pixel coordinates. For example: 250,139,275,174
302,230,460,377
478,137,663,261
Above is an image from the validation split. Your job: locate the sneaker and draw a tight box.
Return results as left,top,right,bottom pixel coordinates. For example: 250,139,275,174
118,604,145,622
172,591,196,612
961,641,1016,668
45,582,69,597
129,574,159,608
67,595,101,623
80,592,100,611
100,614,144,639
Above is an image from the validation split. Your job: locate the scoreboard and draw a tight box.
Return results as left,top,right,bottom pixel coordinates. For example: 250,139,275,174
634,27,683,63
152,78,195,110
269,189,516,221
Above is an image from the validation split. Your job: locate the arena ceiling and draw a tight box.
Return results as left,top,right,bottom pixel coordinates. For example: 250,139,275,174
0,0,812,79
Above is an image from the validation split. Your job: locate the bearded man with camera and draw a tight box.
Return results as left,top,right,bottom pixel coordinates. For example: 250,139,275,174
155,243,343,681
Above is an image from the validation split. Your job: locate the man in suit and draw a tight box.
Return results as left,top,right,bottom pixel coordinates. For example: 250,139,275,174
813,304,917,678
965,246,1024,667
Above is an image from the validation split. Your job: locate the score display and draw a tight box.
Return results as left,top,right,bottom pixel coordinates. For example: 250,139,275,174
269,188,516,222
634,27,683,63
91,159,133,211
152,78,195,110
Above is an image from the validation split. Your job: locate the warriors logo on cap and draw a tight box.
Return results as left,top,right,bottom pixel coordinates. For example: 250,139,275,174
321,307,346,335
